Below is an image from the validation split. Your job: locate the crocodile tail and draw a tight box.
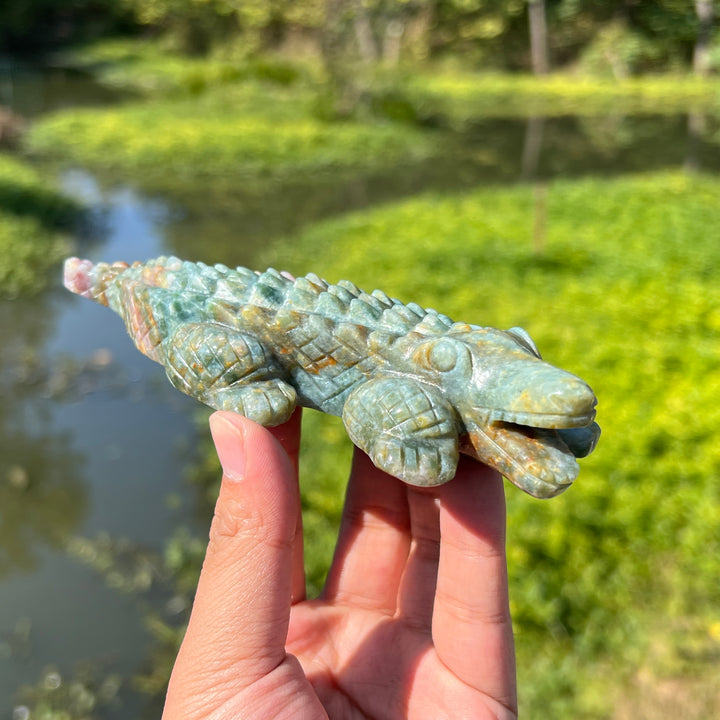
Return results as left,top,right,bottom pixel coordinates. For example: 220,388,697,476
63,257,134,307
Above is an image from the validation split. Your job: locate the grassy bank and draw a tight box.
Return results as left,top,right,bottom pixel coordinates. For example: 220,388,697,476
0,154,77,298
405,72,720,125
240,169,718,718
32,40,720,191
27,80,435,183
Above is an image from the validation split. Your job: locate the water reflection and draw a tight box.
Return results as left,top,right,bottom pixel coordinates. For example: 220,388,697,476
0,64,131,119
0,288,88,577
156,112,720,267
0,427,85,577
0,167,203,711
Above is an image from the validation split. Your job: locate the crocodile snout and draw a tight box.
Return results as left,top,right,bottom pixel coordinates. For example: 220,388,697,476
473,362,597,430
540,373,597,425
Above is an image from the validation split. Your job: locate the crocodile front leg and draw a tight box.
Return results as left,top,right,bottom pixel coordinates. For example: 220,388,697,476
164,322,296,426
342,377,460,487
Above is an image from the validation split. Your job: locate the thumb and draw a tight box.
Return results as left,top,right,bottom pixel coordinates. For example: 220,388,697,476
164,411,300,714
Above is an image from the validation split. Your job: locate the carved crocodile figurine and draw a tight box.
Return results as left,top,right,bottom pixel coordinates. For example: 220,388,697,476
64,256,599,498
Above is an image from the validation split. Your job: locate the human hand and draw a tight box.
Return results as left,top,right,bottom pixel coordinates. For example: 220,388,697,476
163,409,517,720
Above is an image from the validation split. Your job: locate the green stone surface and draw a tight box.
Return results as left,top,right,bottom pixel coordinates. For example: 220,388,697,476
64,256,600,498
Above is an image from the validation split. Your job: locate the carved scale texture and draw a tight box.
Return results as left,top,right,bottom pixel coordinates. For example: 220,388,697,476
66,255,600,498
102,256,459,340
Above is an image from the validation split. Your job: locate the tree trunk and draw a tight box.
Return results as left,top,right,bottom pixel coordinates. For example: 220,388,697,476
528,0,549,75
382,19,405,67
321,0,361,117
693,0,714,76
353,0,379,64
404,2,434,62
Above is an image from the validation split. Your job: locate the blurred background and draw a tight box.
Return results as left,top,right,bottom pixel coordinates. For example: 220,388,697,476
1,1,719,717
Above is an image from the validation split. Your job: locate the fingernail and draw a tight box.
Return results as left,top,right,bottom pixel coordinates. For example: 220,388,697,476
209,412,246,482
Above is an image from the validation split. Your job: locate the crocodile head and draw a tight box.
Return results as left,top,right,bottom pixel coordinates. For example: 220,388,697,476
411,327,599,498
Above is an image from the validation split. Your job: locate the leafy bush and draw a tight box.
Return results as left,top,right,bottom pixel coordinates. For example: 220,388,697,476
578,20,662,78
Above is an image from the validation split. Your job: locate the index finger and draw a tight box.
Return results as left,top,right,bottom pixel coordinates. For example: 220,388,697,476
432,458,517,713
268,408,305,603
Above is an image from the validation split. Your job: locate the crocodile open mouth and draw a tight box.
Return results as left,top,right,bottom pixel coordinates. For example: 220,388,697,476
462,414,600,499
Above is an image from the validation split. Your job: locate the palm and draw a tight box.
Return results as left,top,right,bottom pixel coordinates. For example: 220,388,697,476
286,452,517,720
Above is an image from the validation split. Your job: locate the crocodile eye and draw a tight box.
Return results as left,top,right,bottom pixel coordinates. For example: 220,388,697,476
415,339,462,372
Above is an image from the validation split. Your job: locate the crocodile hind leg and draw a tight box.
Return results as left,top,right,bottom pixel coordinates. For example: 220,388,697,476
342,377,460,487
163,322,296,426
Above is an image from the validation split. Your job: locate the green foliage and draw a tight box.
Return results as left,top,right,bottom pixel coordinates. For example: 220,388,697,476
578,20,663,78
69,38,307,95
0,154,77,298
119,0,325,55
248,170,720,717
1,0,718,76
27,87,434,181
404,71,720,125
298,410,353,594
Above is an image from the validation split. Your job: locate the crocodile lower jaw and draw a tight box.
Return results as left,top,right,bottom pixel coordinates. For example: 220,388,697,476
462,419,582,499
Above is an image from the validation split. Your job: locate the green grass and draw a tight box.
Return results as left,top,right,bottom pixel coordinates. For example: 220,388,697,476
0,154,77,298
241,169,720,718
404,72,720,124
65,38,313,95
27,85,435,182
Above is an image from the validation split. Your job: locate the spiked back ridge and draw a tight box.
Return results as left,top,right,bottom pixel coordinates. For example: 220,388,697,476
69,256,461,339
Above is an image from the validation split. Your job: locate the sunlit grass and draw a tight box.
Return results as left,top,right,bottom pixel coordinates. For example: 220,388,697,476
405,71,720,122
28,90,435,180
248,169,720,718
